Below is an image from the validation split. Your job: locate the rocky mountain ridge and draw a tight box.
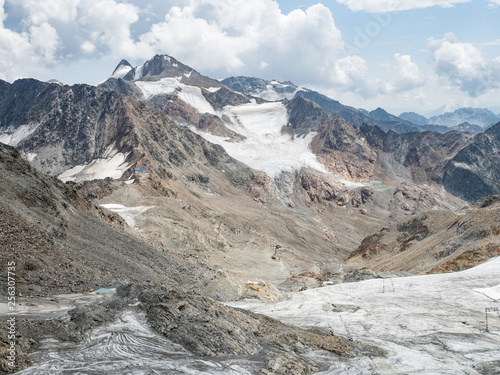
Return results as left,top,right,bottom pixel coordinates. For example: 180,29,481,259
345,197,500,275
222,76,426,133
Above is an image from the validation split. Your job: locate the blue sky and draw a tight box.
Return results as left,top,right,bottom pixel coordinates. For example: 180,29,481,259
0,0,499,115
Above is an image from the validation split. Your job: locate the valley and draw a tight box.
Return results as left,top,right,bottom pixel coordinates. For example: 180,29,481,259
1,54,499,374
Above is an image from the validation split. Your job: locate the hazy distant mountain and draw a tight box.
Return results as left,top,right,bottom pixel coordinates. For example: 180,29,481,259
399,112,428,126
429,108,500,128
424,104,461,118
421,122,483,135
401,109,496,134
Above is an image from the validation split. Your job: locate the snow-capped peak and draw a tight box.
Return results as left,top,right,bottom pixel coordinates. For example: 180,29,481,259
111,60,133,79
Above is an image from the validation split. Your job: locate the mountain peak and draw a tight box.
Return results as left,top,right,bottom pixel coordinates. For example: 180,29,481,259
111,59,133,79
109,55,196,82
398,111,428,126
132,54,193,81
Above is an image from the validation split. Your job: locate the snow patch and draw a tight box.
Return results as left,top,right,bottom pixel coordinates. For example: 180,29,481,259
0,122,41,146
250,84,302,102
135,78,216,115
206,87,221,93
134,65,144,80
26,152,37,162
58,152,131,183
177,85,216,114
192,101,327,177
452,161,473,171
111,65,132,79
135,77,181,99
100,204,153,228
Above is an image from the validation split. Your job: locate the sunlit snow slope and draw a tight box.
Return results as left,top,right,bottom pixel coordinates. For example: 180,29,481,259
229,257,500,374
192,101,327,177
127,63,327,178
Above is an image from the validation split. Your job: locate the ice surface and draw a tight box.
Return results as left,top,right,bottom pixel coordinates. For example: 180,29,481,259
19,311,262,375
177,85,216,114
228,257,500,374
58,151,131,183
474,284,500,301
193,101,327,177
100,203,153,228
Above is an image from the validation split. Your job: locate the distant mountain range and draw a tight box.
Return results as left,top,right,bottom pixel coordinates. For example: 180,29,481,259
223,76,499,135
222,76,425,134
400,108,500,134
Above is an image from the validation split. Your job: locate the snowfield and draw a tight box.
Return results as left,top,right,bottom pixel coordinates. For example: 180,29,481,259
135,78,217,115
228,256,500,374
58,151,131,183
100,203,153,229
110,65,132,79
194,101,328,177
0,122,41,147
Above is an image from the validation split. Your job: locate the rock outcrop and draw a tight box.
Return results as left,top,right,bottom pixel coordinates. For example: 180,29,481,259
345,199,500,274
443,122,500,201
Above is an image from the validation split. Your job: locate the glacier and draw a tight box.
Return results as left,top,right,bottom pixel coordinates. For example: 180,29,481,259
228,256,500,374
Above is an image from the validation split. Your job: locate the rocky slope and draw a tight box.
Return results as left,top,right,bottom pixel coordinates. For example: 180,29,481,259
0,142,233,298
377,128,471,185
0,143,362,374
443,122,500,201
344,196,500,275
0,74,394,297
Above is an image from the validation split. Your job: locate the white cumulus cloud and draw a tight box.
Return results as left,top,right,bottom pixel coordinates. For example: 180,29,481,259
8,0,79,24
77,0,140,58
335,0,470,12
427,32,500,97
0,0,6,26
384,53,425,94
0,1,60,81
134,0,343,86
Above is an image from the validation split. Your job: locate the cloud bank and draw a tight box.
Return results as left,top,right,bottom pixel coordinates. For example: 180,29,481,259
428,33,500,97
0,0,498,110
334,0,471,12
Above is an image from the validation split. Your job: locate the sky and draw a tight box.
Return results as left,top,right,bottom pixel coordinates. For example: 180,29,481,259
0,0,499,115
